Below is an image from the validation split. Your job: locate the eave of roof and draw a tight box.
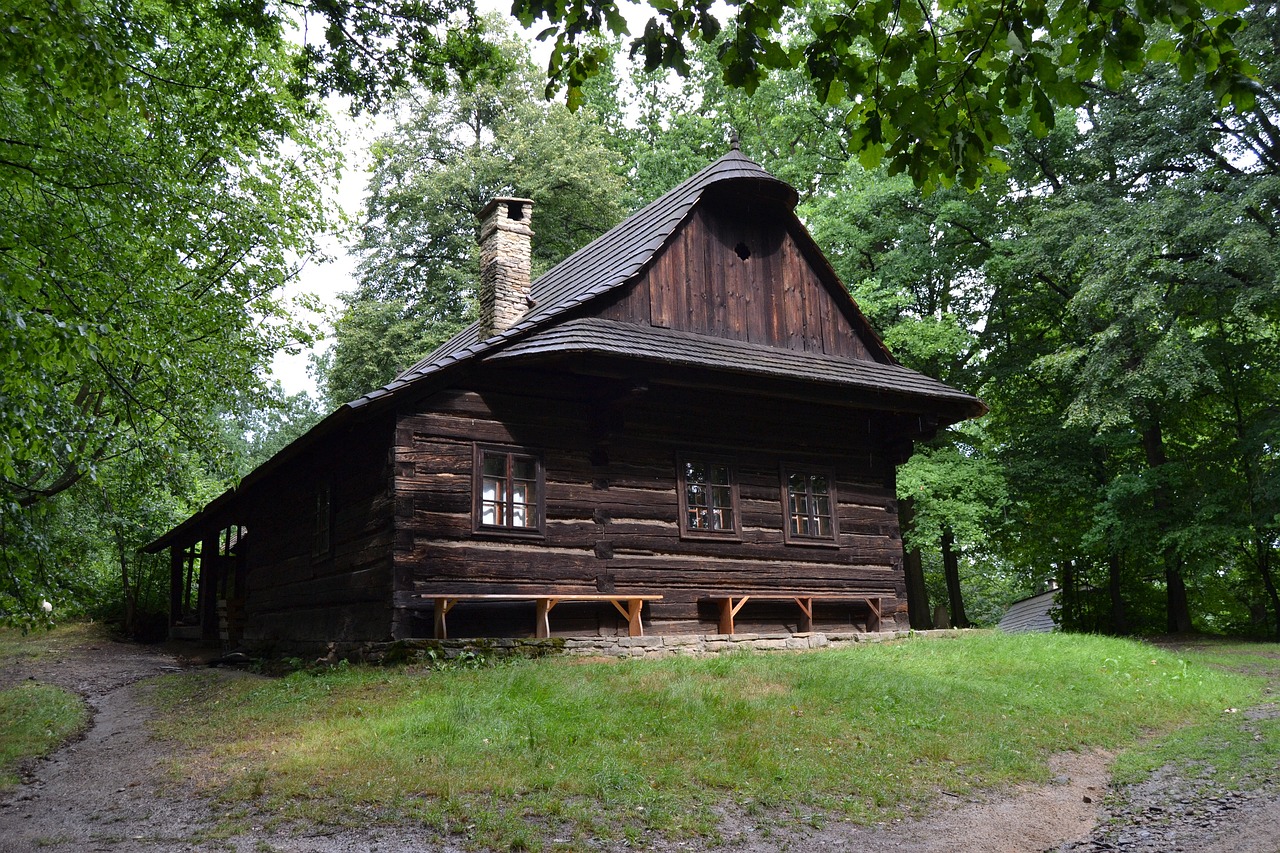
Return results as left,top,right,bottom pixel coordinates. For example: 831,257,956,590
488,318,987,420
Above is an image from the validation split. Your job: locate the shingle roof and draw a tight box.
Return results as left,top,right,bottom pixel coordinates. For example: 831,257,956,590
490,318,986,416
998,590,1059,633
147,150,984,553
348,150,795,409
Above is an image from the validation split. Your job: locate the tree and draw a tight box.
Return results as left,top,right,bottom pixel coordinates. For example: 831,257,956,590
1,0,335,619
513,0,1256,189
958,8,1280,635
797,1,1280,635
319,26,628,405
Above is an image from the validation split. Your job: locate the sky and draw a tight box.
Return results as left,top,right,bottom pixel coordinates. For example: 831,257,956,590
266,2,660,399
265,111,377,398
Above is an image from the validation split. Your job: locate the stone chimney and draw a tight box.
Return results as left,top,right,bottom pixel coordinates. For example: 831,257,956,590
478,197,534,337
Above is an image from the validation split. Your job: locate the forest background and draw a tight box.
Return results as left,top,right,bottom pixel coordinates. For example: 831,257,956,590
3,0,1278,641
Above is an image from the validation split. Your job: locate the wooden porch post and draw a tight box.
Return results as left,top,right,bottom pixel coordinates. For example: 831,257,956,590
199,535,219,644
169,547,183,628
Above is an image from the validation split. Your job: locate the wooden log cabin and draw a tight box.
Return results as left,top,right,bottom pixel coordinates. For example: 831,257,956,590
146,149,985,654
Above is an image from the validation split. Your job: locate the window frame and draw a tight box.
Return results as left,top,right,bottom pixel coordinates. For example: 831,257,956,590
472,443,546,538
677,454,742,541
313,481,333,558
780,466,840,546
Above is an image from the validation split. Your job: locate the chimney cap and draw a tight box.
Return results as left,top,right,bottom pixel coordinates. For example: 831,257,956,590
479,197,534,222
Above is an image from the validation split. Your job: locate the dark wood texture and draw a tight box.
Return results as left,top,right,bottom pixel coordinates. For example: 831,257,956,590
422,593,664,638
233,415,397,648
158,157,978,652
392,366,907,639
600,199,877,361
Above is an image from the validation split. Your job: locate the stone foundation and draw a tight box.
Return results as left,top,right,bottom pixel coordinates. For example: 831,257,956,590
364,629,971,665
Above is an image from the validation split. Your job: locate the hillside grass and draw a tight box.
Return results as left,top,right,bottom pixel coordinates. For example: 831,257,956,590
0,623,99,790
0,683,88,790
0,621,110,667
149,631,1269,850
1110,639,1280,790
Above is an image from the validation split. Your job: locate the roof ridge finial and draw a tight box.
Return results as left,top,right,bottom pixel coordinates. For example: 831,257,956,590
729,128,740,151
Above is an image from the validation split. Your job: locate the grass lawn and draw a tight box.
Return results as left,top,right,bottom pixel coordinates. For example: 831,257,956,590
1110,639,1280,791
0,621,109,668
0,683,88,789
0,624,96,790
149,631,1269,850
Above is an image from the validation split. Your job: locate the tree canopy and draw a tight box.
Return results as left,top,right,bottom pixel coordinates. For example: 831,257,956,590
1,0,335,619
511,0,1258,188
318,25,628,406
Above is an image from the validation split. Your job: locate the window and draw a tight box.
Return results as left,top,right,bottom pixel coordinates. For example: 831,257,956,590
782,469,837,543
679,457,739,537
314,483,331,557
474,445,544,535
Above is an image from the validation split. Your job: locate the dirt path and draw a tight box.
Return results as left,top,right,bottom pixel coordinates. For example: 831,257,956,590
1,635,1277,853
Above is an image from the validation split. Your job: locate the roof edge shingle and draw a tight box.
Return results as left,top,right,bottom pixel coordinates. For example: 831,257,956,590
348,150,794,409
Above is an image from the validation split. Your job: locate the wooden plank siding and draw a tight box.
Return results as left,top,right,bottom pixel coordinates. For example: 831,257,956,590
600,200,876,361
391,368,907,639
236,415,397,649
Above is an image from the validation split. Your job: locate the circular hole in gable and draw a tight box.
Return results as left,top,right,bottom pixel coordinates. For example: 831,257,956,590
734,242,751,260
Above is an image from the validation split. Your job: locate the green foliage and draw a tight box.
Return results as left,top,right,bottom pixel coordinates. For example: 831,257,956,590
791,6,1280,635
898,442,1008,559
151,634,1263,847
512,0,1256,189
1,0,337,619
288,0,495,111
319,23,628,406
231,389,326,471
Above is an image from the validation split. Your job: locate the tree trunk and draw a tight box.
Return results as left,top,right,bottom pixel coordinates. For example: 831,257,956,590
1258,539,1280,642
100,486,137,636
899,498,933,629
1164,558,1192,634
1142,421,1193,634
1059,559,1077,630
1108,553,1129,635
941,527,970,628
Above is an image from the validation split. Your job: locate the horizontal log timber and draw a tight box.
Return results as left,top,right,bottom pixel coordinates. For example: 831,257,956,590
388,365,914,640
408,540,903,572
404,513,894,553
418,593,664,639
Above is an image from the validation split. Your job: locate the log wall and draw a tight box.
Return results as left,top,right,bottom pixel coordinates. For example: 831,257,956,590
392,368,908,638
599,199,878,361
238,415,397,650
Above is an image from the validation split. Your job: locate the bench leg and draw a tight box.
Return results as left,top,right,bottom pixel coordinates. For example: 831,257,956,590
794,597,814,633
626,599,644,637
434,598,454,640
535,598,553,638
609,598,646,637
718,598,735,635
718,596,750,635
867,598,881,633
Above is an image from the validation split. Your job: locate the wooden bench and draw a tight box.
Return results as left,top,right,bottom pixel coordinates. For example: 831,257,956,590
703,593,885,635
420,593,664,640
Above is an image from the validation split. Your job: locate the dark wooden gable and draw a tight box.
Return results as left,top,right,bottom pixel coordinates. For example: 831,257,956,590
598,192,880,361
